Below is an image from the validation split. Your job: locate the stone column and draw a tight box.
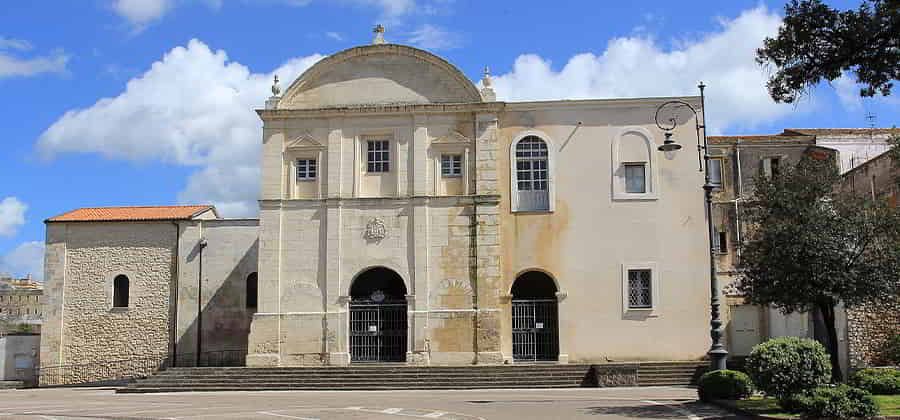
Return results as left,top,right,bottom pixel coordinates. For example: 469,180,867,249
325,201,348,365
472,112,503,364
555,291,569,363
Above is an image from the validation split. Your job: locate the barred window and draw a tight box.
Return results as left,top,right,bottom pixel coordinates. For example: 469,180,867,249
441,154,462,177
296,159,317,180
367,140,390,173
515,137,548,191
627,269,652,309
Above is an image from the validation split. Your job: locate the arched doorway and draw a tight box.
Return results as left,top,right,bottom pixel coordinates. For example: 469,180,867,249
349,267,408,362
511,271,559,362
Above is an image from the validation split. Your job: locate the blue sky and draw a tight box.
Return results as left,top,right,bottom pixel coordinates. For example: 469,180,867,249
0,0,896,280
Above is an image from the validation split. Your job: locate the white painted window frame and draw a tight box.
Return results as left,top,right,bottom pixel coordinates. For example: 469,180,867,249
611,127,659,201
510,129,556,213
621,262,660,315
295,158,317,181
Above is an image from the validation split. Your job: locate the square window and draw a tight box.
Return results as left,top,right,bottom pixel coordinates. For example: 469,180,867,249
441,154,462,177
709,158,723,188
624,163,647,194
627,269,652,309
296,159,317,181
367,140,390,173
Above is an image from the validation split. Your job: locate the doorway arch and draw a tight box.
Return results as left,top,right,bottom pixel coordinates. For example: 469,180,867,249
511,271,559,362
349,267,408,362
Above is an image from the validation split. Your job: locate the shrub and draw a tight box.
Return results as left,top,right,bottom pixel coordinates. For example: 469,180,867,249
697,370,754,402
885,333,900,365
789,385,879,419
850,368,900,395
745,337,831,399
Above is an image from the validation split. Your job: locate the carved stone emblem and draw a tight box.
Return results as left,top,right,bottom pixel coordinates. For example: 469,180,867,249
364,217,387,241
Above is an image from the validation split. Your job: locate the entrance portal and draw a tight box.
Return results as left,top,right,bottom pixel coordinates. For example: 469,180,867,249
349,267,408,362
511,271,559,362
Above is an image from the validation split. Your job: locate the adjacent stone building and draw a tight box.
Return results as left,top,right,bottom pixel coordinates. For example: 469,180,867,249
0,276,44,334
841,145,900,367
40,205,259,378
43,38,719,377
709,127,899,373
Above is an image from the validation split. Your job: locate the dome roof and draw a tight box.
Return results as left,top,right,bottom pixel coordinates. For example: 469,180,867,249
279,44,482,109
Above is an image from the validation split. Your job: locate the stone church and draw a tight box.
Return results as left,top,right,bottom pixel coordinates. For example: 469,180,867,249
40,34,714,373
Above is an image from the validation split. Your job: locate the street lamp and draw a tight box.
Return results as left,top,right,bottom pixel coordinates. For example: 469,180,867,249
653,82,728,372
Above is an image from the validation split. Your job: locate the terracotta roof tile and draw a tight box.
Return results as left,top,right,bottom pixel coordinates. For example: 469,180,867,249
784,128,900,136
47,205,217,223
708,133,815,144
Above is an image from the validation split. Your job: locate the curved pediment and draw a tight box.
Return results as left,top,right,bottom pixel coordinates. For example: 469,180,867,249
279,44,482,110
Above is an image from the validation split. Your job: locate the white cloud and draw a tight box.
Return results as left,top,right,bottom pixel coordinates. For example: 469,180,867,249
0,241,44,281
406,24,460,50
326,31,344,41
355,0,416,19
833,73,899,111
0,197,26,237
37,39,323,217
490,6,796,133
112,0,174,29
0,36,32,51
0,44,69,79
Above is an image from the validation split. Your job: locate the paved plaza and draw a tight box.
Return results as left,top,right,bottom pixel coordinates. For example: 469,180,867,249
0,386,746,420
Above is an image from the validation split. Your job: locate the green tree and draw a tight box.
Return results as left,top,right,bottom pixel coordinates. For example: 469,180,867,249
757,0,899,103
738,157,900,381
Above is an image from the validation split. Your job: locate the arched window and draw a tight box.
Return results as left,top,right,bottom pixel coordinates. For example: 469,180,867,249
512,135,551,212
113,275,130,308
246,272,258,309
612,128,658,200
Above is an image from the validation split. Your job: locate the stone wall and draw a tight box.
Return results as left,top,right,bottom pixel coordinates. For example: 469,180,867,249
39,222,176,385
847,300,900,367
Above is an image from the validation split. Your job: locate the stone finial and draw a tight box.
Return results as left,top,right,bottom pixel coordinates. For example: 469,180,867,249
266,74,281,110
480,66,496,101
482,66,492,87
271,74,281,97
373,24,386,44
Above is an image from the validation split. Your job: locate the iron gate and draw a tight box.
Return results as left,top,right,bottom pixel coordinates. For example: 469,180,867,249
349,301,407,362
512,299,559,361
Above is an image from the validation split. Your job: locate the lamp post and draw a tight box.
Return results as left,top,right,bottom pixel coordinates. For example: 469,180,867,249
654,83,728,371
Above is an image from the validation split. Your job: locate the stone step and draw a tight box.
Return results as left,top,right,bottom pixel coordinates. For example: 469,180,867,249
158,366,592,373
152,371,587,379
137,377,585,384
120,383,582,393
121,361,708,393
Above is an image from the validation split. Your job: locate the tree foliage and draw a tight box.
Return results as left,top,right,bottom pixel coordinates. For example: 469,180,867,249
757,0,899,103
738,156,900,379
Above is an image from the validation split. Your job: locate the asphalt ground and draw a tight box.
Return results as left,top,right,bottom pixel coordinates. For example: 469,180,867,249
0,386,749,420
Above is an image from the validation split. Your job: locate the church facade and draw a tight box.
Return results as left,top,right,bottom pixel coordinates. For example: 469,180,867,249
41,40,713,373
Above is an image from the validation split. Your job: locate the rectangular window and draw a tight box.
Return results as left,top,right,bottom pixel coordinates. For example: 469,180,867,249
296,159,317,181
441,154,462,177
709,158,723,188
762,157,781,179
627,269,653,309
624,163,647,193
716,230,728,254
367,140,390,173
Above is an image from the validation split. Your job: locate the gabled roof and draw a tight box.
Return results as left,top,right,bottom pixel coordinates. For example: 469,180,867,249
46,205,217,223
